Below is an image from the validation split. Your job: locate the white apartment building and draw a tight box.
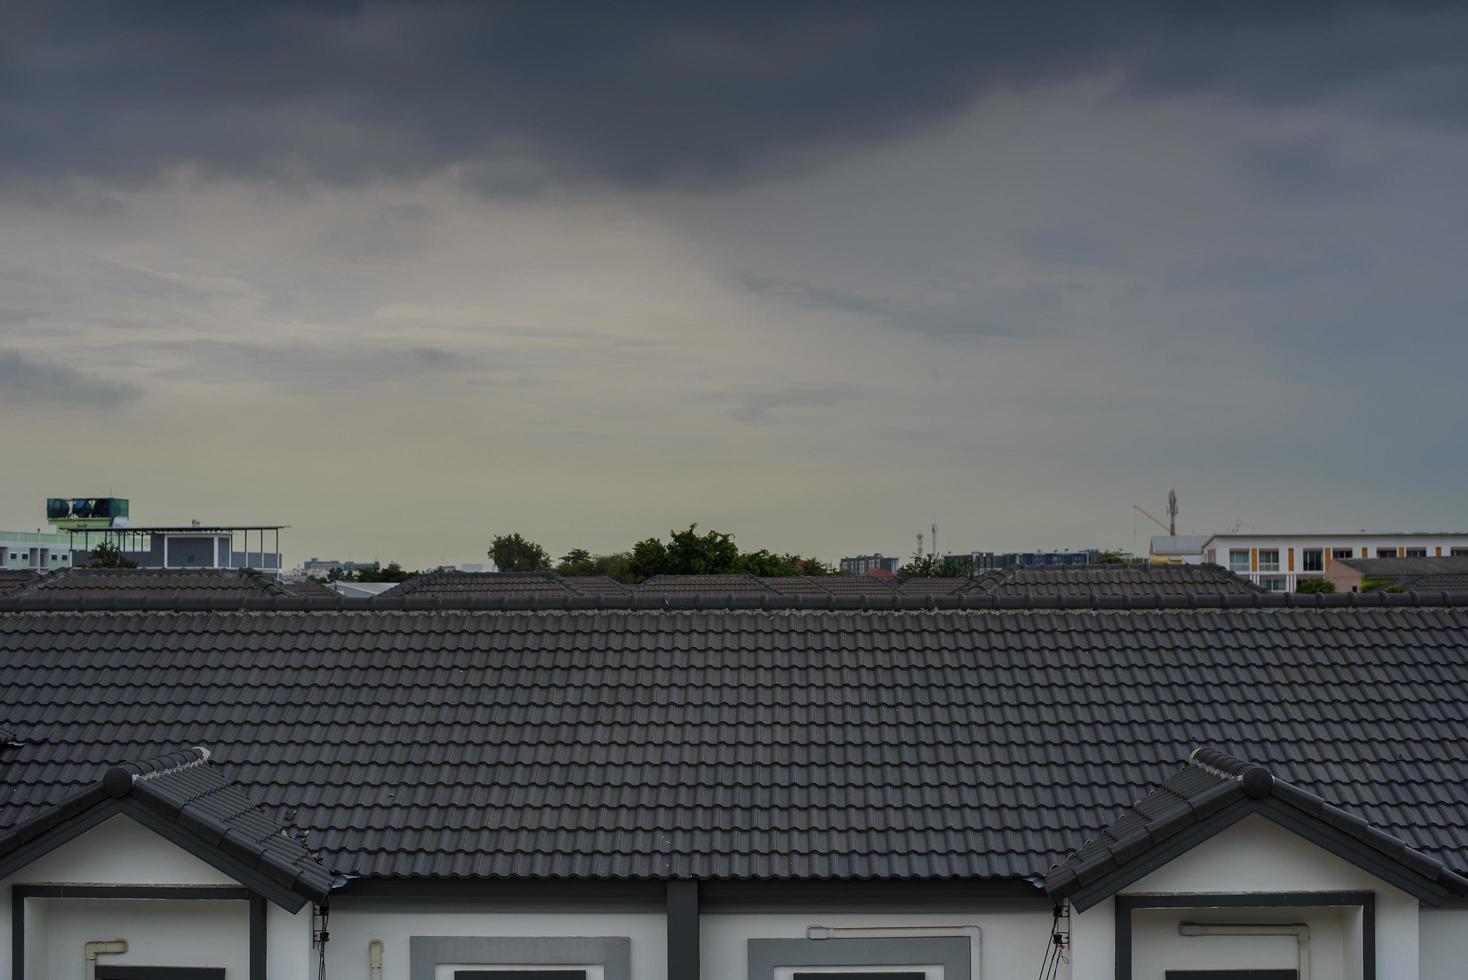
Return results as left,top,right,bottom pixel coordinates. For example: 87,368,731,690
1202,532,1468,591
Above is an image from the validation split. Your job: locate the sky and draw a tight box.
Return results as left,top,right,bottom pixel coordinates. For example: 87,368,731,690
2,2,1467,569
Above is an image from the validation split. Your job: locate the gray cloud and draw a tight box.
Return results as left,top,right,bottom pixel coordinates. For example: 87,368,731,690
0,349,141,407
4,2,1466,191
134,340,494,392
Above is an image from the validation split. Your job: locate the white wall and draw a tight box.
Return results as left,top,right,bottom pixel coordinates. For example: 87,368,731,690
1202,533,1468,591
1419,907,1468,980
1070,814,1420,980
37,897,249,980
0,814,256,980
325,906,667,980
701,908,1058,980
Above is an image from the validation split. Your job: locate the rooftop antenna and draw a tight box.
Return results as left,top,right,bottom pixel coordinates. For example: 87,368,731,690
1166,487,1178,537
931,521,938,560
915,531,925,561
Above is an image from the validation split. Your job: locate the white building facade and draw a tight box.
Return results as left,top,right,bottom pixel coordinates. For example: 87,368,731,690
1201,532,1468,591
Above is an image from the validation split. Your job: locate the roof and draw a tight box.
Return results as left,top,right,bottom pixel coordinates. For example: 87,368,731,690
636,574,776,596
1149,535,1206,555
1202,532,1468,547
0,570,40,596
1337,556,1468,579
0,746,332,910
1045,746,1468,910
65,525,288,533
14,567,293,600
392,570,580,598
3,600,1468,887
895,578,971,596
968,563,1260,596
562,575,632,596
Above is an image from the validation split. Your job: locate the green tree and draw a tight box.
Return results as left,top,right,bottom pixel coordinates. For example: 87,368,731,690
1095,550,1128,564
1295,578,1336,594
556,548,594,575
490,533,551,572
357,561,412,583
797,556,833,576
736,549,801,577
630,524,741,579
89,540,137,568
898,555,942,578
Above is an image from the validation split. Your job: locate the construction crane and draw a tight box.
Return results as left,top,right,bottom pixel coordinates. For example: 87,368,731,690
1133,488,1180,536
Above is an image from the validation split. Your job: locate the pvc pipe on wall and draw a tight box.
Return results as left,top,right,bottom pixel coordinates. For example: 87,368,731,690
84,939,128,980
369,939,383,980
1178,923,1310,980
806,924,983,980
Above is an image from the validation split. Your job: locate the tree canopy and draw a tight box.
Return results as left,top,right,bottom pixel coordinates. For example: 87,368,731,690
88,541,137,569
489,532,551,572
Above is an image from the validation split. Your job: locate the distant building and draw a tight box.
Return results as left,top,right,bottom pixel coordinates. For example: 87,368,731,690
0,530,73,570
840,553,899,575
1202,532,1468,592
947,549,1111,573
303,558,381,576
1149,535,1207,564
68,524,286,572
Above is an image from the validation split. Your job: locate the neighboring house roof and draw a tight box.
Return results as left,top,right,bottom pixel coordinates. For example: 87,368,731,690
967,563,1260,596
817,575,901,595
761,576,834,596
895,577,971,596
1149,534,1206,556
1045,746,1468,910
1337,556,1468,578
0,746,333,910
283,578,339,598
3,599,1468,888
562,575,632,595
393,570,579,597
636,574,777,596
16,567,292,600
0,570,40,596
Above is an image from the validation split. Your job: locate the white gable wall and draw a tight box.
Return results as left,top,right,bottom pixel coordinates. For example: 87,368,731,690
0,813,255,980
1070,814,1421,980
1418,907,1468,979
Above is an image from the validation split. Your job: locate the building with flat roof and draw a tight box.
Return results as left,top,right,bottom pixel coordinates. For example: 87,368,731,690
839,553,899,575
1202,532,1468,592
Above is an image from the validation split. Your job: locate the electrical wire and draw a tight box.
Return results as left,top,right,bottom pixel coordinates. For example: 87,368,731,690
315,901,330,980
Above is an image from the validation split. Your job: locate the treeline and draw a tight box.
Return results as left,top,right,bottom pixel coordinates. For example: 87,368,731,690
490,525,834,584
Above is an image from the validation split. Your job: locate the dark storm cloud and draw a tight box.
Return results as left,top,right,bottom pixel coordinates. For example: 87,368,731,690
0,349,141,407
4,2,1465,190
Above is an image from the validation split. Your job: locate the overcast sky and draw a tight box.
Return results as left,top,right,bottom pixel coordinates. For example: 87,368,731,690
2,2,1466,568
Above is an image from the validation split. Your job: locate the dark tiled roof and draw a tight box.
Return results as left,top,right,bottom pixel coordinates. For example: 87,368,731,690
283,578,339,598
3,603,1468,884
761,576,836,596
818,575,901,595
968,563,1260,596
392,571,579,598
1338,557,1468,578
0,746,332,906
1403,575,1468,591
895,577,971,596
22,568,291,600
1045,746,1468,909
636,574,776,596
562,575,632,596
0,570,40,596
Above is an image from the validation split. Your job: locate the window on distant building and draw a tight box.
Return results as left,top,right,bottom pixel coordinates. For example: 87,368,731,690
1302,549,1324,572
1228,549,1250,573
1333,548,1355,561
1260,576,1288,592
1258,549,1280,572
1378,547,1400,558
1405,548,1427,558
1453,548,1468,557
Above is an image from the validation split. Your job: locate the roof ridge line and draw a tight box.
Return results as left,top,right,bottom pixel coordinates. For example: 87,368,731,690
132,746,212,783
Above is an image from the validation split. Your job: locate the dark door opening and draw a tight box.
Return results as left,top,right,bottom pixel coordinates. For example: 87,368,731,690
95,968,226,980
1165,972,1298,980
